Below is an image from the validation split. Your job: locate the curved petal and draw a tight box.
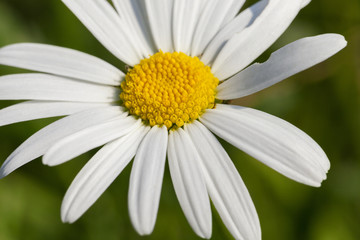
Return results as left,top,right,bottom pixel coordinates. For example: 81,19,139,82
212,0,303,80
200,104,330,187
145,0,174,52
201,0,268,66
0,73,118,102
43,117,140,166
172,0,204,54
128,126,168,235
0,43,124,85
61,125,149,223
167,128,212,238
0,101,110,127
112,0,156,57
217,34,347,99
301,0,311,8
0,106,124,178
191,0,242,57
62,0,141,65
221,0,246,27
185,121,261,240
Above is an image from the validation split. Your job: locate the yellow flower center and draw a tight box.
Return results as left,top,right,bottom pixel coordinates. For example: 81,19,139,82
120,51,219,129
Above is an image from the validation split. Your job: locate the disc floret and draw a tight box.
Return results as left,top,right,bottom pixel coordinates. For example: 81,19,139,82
120,51,219,129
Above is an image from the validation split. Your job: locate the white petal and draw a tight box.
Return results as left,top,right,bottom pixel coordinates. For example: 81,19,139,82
0,106,123,178
62,0,141,66
43,116,140,166
191,0,243,57
217,34,347,99
185,121,261,240
220,0,246,27
112,0,156,57
301,0,311,8
167,128,212,238
201,0,268,66
0,101,110,127
200,104,330,187
172,0,204,54
0,73,118,102
212,0,303,80
145,0,174,52
61,125,149,223
0,43,124,86
128,126,168,235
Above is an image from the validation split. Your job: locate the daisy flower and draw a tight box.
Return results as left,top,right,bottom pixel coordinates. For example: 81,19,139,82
0,0,346,239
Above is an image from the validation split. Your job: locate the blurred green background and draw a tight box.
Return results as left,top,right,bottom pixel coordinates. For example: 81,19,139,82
0,0,359,239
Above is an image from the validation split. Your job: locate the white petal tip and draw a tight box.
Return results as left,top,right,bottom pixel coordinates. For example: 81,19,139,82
312,182,322,188
61,212,76,224
244,232,261,240
196,227,212,239
42,154,61,167
63,219,74,224
302,170,328,188
0,171,7,179
136,229,153,237
61,207,76,223
60,214,68,223
305,176,326,188
204,232,212,239
316,175,329,187
196,231,211,239
324,34,347,52
61,202,74,223
0,165,10,179
333,34,347,47
132,222,155,236
41,156,52,166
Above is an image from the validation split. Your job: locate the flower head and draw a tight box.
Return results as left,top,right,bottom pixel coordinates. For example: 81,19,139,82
120,51,219,129
0,0,346,239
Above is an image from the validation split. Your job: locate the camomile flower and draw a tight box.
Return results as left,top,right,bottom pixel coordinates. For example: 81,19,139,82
0,0,346,239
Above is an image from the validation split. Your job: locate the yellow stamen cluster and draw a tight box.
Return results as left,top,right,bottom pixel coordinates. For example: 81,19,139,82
120,51,219,129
